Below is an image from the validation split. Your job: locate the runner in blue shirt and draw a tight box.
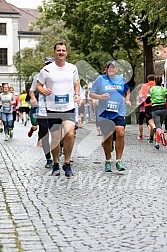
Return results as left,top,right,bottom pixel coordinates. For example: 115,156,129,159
89,60,131,172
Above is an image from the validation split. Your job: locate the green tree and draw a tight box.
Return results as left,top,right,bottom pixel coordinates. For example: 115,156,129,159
120,0,167,80
13,48,41,91
37,0,167,82
13,20,84,88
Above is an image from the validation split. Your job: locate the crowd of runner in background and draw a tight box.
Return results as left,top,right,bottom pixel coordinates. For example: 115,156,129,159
138,74,167,149
0,65,167,163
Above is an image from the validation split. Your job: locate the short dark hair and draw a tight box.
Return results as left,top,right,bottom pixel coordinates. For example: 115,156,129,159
147,74,155,81
2,83,9,89
155,75,162,85
54,41,67,51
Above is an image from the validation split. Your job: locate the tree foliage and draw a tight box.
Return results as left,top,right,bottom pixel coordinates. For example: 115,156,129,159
13,0,167,86
13,20,85,85
36,0,167,82
13,48,40,84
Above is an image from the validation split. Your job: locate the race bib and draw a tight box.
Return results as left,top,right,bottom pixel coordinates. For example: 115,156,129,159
2,105,11,113
55,94,69,104
106,101,120,112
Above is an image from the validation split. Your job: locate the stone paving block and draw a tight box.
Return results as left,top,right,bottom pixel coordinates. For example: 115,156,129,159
58,247,76,252
19,236,41,242
1,247,19,252
0,238,16,245
42,245,60,252
20,242,44,249
22,247,45,252
0,233,15,239
0,123,167,251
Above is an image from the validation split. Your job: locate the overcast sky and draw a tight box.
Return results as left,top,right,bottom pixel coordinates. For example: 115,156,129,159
6,0,43,9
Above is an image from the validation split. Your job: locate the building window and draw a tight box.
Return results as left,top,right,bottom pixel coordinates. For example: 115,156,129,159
0,48,7,65
0,23,6,35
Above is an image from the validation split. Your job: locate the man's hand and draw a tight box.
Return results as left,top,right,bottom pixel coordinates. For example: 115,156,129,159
44,88,52,96
74,94,80,103
36,83,51,96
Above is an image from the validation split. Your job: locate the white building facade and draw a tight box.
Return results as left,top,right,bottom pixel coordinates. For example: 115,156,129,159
0,0,41,94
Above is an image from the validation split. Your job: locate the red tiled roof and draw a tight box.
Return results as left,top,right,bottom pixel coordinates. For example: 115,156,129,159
0,0,40,33
0,0,19,14
9,4,40,32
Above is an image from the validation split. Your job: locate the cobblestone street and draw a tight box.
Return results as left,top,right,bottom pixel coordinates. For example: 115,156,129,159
0,120,167,252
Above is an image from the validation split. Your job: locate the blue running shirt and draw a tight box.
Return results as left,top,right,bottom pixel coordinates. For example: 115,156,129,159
90,74,129,120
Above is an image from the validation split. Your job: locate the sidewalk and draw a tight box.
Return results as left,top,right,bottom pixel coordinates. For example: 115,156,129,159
0,120,166,252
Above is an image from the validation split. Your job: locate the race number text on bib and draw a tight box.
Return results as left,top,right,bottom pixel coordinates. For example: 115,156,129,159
55,94,69,104
2,105,11,112
106,101,120,113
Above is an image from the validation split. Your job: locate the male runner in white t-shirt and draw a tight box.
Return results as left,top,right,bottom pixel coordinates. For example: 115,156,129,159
36,41,80,177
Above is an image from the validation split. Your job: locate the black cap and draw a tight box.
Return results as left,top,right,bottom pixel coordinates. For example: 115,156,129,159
105,60,118,68
43,56,54,64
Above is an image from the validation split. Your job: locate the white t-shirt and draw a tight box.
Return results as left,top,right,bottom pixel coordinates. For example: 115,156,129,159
30,73,39,92
38,61,79,112
30,73,47,117
0,92,14,113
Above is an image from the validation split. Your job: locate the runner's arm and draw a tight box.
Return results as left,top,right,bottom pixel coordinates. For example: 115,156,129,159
36,82,51,96
124,90,131,106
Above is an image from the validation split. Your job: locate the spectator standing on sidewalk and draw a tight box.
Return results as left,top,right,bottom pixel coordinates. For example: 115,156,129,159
89,60,131,172
36,41,80,177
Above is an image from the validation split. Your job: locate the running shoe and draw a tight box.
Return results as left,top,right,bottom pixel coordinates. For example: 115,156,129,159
4,135,8,141
154,145,160,150
0,128,3,133
51,163,60,176
116,160,126,171
105,161,113,172
137,135,144,140
160,133,167,146
62,163,74,177
148,137,154,144
9,130,13,138
45,159,53,168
